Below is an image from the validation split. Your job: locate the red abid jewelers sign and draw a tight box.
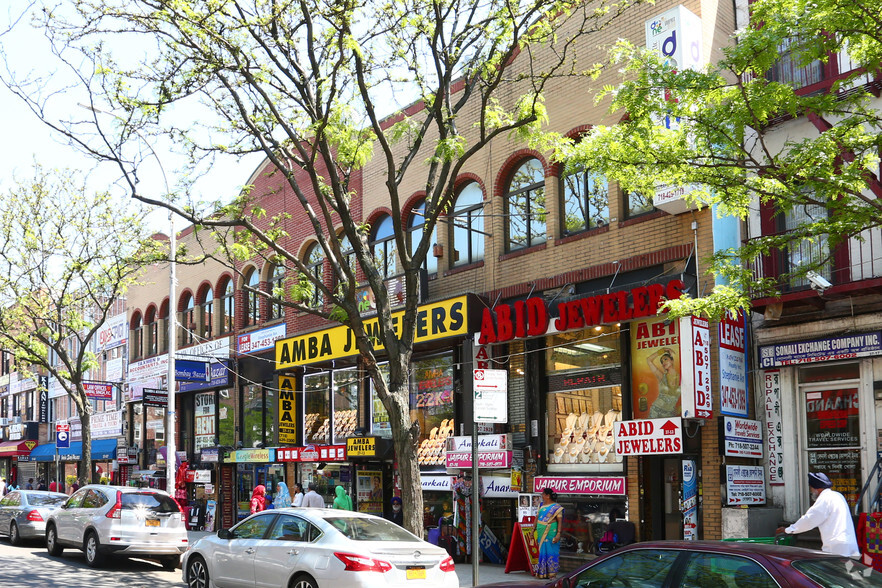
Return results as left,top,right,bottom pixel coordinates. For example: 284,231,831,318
532,476,626,495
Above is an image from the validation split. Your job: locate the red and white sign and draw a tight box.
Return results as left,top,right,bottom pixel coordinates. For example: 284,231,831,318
84,382,114,400
680,316,712,419
55,422,70,433
116,448,129,463
276,445,347,462
532,476,626,496
614,417,683,455
445,451,512,469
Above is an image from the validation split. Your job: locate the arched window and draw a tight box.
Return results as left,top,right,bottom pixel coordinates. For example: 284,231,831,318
243,268,260,326
370,215,397,278
506,158,547,251
449,182,484,267
179,293,195,347
200,286,214,340
131,312,143,360
268,264,285,320
218,278,235,334
305,243,325,307
338,235,356,277
145,306,158,356
159,300,169,352
561,166,609,233
408,200,437,274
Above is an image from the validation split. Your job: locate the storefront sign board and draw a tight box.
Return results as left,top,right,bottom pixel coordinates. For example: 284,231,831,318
276,296,469,369
224,448,273,463
238,323,287,355
631,317,681,419
445,451,512,468
421,475,453,492
726,465,766,505
347,436,378,457
763,370,784,485
447,434,511,452
719,311,748,416
473,369,508,423
194,392,216,451
679,316,712,419
759,331,882,368
276,445,347,462
682,460,698,540
278,376,297,445
356,470,384,515
180,360,231,392
614,417,683,456
201,447,219,463
84,382,114,400
721,416,763,458
143,389,169,407
175,359,211,382
532,476,626,496
97,312,128,351
482,475,519,498
194,470,211,483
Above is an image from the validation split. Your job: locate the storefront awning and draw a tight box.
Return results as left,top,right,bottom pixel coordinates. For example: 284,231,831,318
27,439,118,462
0,440,38,457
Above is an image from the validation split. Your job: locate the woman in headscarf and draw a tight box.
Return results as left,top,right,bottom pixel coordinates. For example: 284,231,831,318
250,484,267,514
274,481,292,508
333,485,353,510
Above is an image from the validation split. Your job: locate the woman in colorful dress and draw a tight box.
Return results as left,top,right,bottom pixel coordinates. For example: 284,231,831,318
536,487,564,579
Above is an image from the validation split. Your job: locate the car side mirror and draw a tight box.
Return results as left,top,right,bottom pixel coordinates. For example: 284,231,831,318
217,528,234,540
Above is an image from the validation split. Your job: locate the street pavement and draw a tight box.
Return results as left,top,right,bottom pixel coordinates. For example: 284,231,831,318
0,529,531,587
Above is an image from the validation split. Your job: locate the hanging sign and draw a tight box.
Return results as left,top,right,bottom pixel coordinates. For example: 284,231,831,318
719,311,748,416
84,382,114,400
631,317,682,419
473,369,508,423
679,316,712,419
445,451,512,469
682,460,698,540
614,417,683,456
721,417,763,458
143,389,169,407
278,376,297,445
764,370,784,485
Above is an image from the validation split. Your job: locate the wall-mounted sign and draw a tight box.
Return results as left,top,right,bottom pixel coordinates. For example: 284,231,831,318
276,445,347,462
175,360,211,382
482,475,519,498
726,465,766,505
759,331,882,368
180,360,231,393
200,447,219,463
143,389,169,407
346,436,378,457
97,313,128,351
682,460,698,540
276,296,469,369
532,476,626,496
473,369,508,423
224,448,273,463
679,316,712,419
446,434,511,452
721,417,763,458
719,311,748,416
194,392,216,451
614,417,683,456
445,451,512,469
631,317,681,419
238,323,287,355
278,376,297,445
764,370,784,485
479,280,686,345
84,382,114,400
421,475,453,492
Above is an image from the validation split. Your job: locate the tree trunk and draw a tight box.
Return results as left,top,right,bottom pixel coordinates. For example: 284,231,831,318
387,383,425,538
77,396,93,485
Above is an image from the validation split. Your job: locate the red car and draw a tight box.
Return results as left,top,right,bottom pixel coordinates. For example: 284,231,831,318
478,541,882,587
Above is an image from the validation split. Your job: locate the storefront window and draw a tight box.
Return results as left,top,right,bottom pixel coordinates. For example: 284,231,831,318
556,497,628,556
411,355,455,468
218,389,236,447
546,328,623,472
333,369,359,442
371,364,392,439
265,385,276,446
145,406,166,467
801,363,861,507
305,372,330,444
243,384,263,448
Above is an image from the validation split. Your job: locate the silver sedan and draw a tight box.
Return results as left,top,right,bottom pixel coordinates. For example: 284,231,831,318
0,490,68,545
182,508,458,588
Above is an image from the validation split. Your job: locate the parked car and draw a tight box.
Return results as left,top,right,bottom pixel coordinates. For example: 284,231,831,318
476,540,882,588
45,484,188,569
182,507,457,588
0,490,68,545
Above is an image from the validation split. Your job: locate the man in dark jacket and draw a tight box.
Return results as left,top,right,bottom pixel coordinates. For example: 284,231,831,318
387,496,403,526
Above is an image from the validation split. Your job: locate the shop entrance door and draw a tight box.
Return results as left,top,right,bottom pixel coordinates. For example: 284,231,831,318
641,457,686,541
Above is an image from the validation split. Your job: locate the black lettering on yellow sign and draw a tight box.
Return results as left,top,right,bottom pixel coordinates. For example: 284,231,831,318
278,376,297,444
347,436,377,456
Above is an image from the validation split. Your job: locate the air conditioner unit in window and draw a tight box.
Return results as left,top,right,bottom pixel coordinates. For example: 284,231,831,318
0,418,8,426
155,431,165,441
12,416,22,424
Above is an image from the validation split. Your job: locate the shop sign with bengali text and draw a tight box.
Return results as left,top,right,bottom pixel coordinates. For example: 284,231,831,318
614,417,683,456
726,465,767,505
473,369,508,423
532,476,626,496
719,311,748,416
764,371,784,485
276,296,469,369
276,445,347,462
722,417,763,458
759,331,882,368
278,376,297,445
679,316,712,419
445,451,512,469
346,436,379,457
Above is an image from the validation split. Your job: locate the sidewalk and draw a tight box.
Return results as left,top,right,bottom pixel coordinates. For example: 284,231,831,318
187,531,536,586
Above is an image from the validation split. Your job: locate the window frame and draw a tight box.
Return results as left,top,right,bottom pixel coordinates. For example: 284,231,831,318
505,158,547,251
407,200,438,275
218,279,235,335
200,286,214,340
449,182,485,267
179,292,195,347
560,166,610,234
268,265,285,321
305,243,325,308
243,269,261,327
370,215,398,279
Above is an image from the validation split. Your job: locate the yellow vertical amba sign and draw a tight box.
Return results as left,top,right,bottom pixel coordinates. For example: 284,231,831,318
279,376,297,445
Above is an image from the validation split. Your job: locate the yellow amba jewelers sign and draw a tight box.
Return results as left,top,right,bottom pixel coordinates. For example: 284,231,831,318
275,295,470,369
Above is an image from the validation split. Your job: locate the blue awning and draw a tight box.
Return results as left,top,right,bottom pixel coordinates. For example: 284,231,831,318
27,439,118,462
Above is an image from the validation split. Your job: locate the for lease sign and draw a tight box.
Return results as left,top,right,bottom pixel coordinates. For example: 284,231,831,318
614,417,683,455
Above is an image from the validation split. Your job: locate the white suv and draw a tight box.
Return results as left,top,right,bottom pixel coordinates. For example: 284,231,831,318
45,485,188,569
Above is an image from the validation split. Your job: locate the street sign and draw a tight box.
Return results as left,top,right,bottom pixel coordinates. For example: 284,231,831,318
473,369,508,423
56,430,70,449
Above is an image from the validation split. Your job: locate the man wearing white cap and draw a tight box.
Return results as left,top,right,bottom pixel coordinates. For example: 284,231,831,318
776,472,860,557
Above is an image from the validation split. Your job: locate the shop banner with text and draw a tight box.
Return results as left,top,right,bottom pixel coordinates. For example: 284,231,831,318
719,311,748,416
726,465,766,505
763,371,784,485
631,317,681,419
679,316,712,419
278,376,297,444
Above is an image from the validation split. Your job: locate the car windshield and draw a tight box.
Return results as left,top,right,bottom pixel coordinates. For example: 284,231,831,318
324,516,420,542
121,492,180,513
793,557,882,587
26,494,66,506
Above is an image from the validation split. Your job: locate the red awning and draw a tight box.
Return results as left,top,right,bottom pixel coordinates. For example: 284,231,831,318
0,440,38,457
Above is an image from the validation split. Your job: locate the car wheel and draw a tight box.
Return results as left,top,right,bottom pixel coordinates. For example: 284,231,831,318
84,531,105,567
46,525,63,556
160,555,179,571
290,573,319,588
9,521,20,546
186,555,210,588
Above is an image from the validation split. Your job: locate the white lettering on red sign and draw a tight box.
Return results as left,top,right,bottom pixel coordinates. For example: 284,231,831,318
614,417,683,455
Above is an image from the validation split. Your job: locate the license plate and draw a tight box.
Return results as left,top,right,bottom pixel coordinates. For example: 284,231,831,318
406,567,426,580
145,519,160,527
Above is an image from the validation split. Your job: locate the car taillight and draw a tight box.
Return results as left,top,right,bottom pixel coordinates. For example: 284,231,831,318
440,556,455,572
105,491,122,519
26,511,43,522
334,552,393,573
173,497,186,523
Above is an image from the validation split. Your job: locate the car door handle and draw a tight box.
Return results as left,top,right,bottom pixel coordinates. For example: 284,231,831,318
288,549,299,555
245,548,255,554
